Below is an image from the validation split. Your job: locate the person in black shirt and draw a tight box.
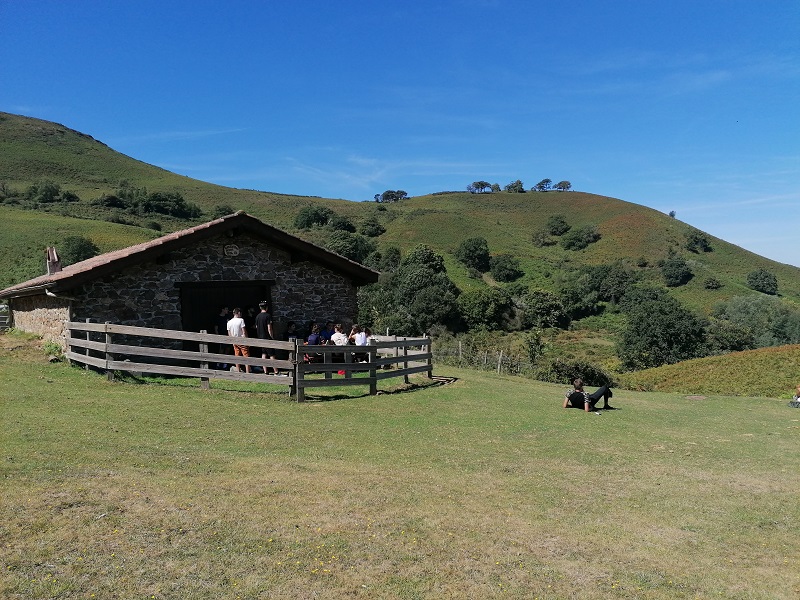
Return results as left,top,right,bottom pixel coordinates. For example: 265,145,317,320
255,301,279,375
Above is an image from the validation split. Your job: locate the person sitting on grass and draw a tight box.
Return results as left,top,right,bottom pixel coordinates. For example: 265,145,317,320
790,384,800,408
563,377,615,412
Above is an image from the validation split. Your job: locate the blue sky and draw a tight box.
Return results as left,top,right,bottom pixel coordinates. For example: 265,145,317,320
2,1,799,266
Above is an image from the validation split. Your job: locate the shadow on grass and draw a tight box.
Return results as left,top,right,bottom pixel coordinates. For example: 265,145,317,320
300,375,459,403
108,370,458,403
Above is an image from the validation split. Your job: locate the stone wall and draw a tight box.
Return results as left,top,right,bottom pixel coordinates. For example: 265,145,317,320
67,231,359,333
9,295,71,344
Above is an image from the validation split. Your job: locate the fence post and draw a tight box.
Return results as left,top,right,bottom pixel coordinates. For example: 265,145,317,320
85,318,91,371
426,338,433,379
368,340,377,395
291,339,301,398
105,322,114,381
199,329,210,390
497,349,503,375
343,347,352,379
403,343,410,384
458,340,462,361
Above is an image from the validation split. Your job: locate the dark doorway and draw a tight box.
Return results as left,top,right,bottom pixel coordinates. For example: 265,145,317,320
177,280,274,336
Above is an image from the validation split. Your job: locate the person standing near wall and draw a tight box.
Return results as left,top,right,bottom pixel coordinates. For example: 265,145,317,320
255,301,279,375
226,307,251,373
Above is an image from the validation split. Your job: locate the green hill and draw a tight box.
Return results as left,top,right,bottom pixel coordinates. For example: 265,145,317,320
618,344,800,397
2,110,799,314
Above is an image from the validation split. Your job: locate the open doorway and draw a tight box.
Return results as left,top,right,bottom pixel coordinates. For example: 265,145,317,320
177,280,274,336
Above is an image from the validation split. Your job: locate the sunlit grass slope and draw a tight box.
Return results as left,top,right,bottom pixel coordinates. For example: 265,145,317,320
618,344,800,397
2,333,799,599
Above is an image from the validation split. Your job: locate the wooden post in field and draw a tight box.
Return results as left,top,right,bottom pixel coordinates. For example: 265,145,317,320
290,339,301,398
105,322,114,382
368,339,377,395
403,343,410,384
458,340,462,361
426,339,433,379
85,318,91,371
344,347,352,379
497,350,503,375
199,329,210,390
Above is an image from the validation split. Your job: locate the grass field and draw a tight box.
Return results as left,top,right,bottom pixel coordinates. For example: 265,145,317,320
1,331,799,599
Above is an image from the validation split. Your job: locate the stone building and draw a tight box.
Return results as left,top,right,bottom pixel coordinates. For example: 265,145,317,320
0,212,379,347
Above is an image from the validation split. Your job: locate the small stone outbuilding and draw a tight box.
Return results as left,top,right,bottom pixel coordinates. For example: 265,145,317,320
0,212,379,347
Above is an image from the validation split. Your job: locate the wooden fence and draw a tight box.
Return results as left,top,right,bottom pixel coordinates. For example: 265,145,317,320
0,314,9,332
65,321,431,402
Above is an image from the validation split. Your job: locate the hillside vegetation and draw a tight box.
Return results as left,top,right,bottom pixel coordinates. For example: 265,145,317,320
2,112,800,380
2,111,799,308
618,344,800,397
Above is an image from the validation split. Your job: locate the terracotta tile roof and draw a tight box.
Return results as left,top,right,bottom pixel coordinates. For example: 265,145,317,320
0,212,379,299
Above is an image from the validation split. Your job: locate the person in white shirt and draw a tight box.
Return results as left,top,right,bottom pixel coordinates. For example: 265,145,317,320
226,307,251,373
330,324,349,346
349,324,368,346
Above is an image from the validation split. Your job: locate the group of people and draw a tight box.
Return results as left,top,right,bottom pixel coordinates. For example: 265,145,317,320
212,304,372,373
305,321,370,347
214,302,286,375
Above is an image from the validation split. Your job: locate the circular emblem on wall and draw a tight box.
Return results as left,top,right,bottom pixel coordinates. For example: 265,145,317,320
224,244,240,257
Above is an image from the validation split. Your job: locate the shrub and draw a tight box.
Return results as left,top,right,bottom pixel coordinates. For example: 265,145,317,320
560,225,600,250
531,229,556,247
534,358,614,387
454,237,491,272
521,289,569,329
359,216,386,237
294,205,334,229
379,247,401,272
546,215,571,236
704,277,722,289
746,268,778,295
685,230,712,253
212,204,236,219
618,286,706,370
457,287,512,331
60,235,100,266
660,254,693,287
323,231,376,263
713,294,800,347
490,254,524,282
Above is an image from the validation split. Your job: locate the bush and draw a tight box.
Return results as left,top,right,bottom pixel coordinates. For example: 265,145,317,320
457,287,512,331
323,231,376,263
560,225,600,250
359,216,386,237
704,277,722,289
546,215,571,236
294,205,334,229
534,358,614,387
60,235,100,266
685,231,712,253
713,294,800,347
660,254,693,287
618,286,706,370
454,237,491,272
531,229,556,247
521,289,569,329
212,204,236,219
746,268,778,295
490,255,524,282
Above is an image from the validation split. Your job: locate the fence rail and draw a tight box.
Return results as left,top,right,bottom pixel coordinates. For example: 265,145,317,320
65,321,431,401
